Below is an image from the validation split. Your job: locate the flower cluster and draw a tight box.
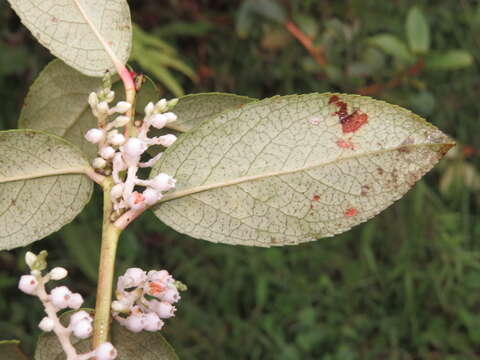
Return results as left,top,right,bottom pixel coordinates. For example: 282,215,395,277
18,251,116,360
112,268,185,333
85,85,178,216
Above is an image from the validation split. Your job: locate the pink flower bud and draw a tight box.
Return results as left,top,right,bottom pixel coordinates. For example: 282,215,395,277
144,102,154,116
92,157,107,169
96,342,118,360
111,101,131,114
18,275,38,295
72,318,93,339
123,268,147,288
142,188,161,205
163,112,177,122
152,301,176,319
38,316,54,332
110,183,124,200
70,310,92,327
158,134,177,147
100,146,116,160
49,286,72,309
142,312,164,332
150,173,176,192
150,114,168,129
161,287,181,304
68,293,84,309
85,128,105,144
125,314,144,333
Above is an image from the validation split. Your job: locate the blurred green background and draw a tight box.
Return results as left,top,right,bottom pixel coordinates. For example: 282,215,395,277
1,1,480,359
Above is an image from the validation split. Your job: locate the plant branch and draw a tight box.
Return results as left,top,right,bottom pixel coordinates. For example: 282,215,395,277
356,58,424,96
92,178,122,348
284,20,327,67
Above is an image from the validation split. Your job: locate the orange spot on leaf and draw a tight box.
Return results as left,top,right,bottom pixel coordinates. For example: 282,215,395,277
312,194,321,201
336,138,355,150
329,95,368,134
344,207,358,217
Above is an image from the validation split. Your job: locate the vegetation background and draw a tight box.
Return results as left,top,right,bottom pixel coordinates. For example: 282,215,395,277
1,1,479,359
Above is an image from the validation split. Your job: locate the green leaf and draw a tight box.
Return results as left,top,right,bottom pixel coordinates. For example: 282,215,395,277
0,130,93,250
406,6,430,54
35,310,178,360
19,60,158,159
0,340,29,360
167,93,256,133
425,50,474,70
151,93,454,247
368,34,415,63
248,0,286,24
7,0,132,77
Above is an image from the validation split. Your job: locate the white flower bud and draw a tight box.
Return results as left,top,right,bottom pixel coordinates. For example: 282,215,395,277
123,138,145,158
163,112,177,123
112,115,130,128
88,92,99,108
152,301,176,319
49,286,72,309
92,157,107,169
95,342,118,360
18,275,38,295
125,314,144,333
49,267,68,280
97,101,110,115
124,268,147,288
144,102,155,116
85,128,105,144
150,173,176,192
70,310,92,327
142,312,164,332
155,99,168,113
100,146,116,160
111,101,131,114
110,184,124,200
72,318,93,339
158,134,177,147
161,287,180,304
38,316,55,332
150,114,168,129
25,251,37,268
142,188,161,206
106,91,115,103
68,293,84,309
147,270,172,283
109,133,126,146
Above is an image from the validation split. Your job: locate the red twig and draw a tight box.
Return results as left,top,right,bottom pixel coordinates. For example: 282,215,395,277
284,20,327,67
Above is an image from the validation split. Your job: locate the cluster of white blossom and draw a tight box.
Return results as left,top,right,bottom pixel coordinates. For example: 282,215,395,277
112,268,184,333
85,86,178,215
18,251,116,360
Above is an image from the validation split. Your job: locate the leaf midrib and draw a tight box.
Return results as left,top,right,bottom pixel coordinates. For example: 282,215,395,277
0,167,89,184
158,142,453,204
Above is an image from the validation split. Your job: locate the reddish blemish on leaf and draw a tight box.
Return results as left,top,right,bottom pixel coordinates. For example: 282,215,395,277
329,95,368,134
312,194,321,201
344,207,358,217
336,138,355,150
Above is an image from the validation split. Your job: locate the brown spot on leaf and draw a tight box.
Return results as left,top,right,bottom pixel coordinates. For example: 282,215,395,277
398,137,415,153
344,207,358,217
377,167,384,175
329,95,368,133
361,185,370,196
336,138,355,150
312,194,321,202
51,16,59,23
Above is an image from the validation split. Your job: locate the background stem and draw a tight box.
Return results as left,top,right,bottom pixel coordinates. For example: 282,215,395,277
92,179,122,348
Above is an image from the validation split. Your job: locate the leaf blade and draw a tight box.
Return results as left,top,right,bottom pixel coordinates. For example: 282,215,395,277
7,0,132,76
0,130,93,250
151,93,454,247
406,6,430,54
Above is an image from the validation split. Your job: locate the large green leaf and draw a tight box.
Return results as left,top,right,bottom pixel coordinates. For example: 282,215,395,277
151,93,454,247
35,310,178,360
7,0,132,77
19,60,158,159
0,130,93,250
168,93,256,133
0,340,29,360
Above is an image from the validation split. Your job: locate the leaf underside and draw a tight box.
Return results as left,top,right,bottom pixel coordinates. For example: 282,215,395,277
7,0,132,77
0,340,29,360
151,93,454,247
35,310,178,360
0,130,93,251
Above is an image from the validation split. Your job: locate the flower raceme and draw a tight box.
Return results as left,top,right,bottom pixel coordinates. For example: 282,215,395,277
84,87,178,216
18,251,117,360
112,268,184,333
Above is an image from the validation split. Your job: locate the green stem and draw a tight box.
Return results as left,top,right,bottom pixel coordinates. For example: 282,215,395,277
93,178,122,348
